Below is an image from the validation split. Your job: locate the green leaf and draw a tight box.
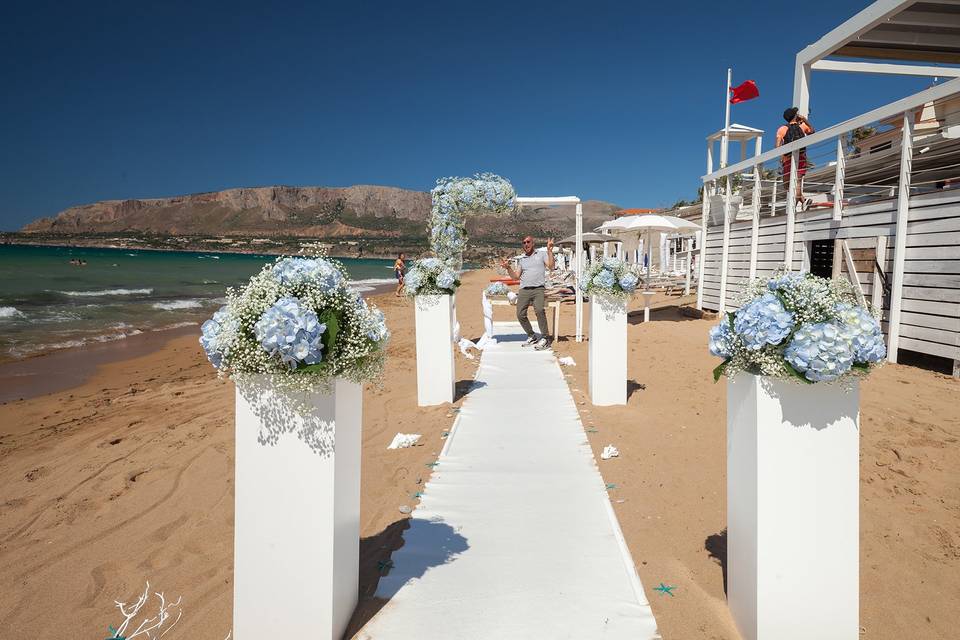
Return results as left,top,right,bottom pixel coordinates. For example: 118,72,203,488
783,360,814,384
297,362,329,375
726,312,736,330
712,359,731,383
851,362,870,372
318,308,341,358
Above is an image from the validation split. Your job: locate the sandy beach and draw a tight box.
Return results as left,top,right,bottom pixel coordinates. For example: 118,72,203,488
1,268,958,639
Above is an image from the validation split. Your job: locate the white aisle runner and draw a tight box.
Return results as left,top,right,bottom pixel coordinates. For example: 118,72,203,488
358,322,660,639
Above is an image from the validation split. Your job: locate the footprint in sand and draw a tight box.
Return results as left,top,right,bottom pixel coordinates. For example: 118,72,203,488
24,466,49,482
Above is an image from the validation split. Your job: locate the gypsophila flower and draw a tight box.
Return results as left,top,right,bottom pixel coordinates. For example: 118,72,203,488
199,252,389,392
405,258,459,297
713,269,879,384
784,321,855,382
709,321,736,359
836,303,886,363
734,293,795,350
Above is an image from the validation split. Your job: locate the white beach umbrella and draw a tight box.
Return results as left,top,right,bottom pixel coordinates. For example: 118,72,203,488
596,214,701,282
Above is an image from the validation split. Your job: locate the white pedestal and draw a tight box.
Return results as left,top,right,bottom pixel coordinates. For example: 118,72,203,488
727,373,859,640
641,291,656,322
588,295,627,406
415,294,455,406
234,376,363,640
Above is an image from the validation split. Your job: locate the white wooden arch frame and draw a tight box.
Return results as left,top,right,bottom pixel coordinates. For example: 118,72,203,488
514,196,584,342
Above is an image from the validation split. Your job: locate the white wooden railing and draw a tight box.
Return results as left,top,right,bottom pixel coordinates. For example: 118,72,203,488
697,77,960,364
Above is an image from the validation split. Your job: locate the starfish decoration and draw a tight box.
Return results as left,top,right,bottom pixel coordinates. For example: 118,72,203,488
653,583,676,597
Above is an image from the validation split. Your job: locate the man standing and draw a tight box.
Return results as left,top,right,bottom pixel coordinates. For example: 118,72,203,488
501,235,555,350
777,107,815,211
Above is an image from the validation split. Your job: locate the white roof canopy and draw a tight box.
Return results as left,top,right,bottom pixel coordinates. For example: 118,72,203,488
794,0,960,112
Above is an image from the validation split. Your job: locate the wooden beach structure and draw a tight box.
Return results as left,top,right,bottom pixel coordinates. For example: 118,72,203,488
695,0,960,375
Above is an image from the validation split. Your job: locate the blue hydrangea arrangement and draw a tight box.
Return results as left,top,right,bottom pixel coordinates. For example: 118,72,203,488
199,255,389,389
404,257,460,297
581,257,643,299
709,270,885,383
485,282,510,296
429,173,516,266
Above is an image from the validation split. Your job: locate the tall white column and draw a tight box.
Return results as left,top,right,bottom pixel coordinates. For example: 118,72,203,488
588,295,627,406
234,377,363,640
727,373,859,640
415,294,455,405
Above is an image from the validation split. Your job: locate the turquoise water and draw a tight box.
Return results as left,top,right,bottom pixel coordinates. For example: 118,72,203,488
0,245,396,360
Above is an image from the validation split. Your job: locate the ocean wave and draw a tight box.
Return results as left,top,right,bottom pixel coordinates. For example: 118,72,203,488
153,321,200,331
57,288,154,297
19,329,145,356
152,299,203,310
349,278,395,292
0,306,25,319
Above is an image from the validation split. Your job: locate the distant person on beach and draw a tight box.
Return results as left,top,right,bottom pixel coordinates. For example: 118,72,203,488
394,252,406,296
501,235,555,350
777,107,815,211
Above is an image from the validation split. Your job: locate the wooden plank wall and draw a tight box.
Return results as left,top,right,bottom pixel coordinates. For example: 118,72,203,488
701,190,960,361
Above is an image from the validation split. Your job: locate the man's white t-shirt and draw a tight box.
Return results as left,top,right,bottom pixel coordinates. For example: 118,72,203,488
518,250,549,288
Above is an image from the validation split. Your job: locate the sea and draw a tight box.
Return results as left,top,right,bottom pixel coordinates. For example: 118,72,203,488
0,244,396,361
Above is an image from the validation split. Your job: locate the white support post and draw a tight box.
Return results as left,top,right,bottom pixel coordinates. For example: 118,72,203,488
754,135,763,158
719,180,733,315
872,236,887,312
697,138,715,311
833,137,846,221
771,178,779,218
887,110,915,364
749,162,761,280
832,238,843,279
792,60,812,117
575,202,584,342
697,197,709,310
784,150,799,270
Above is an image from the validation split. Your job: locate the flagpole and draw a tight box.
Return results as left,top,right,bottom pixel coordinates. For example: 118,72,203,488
722,68,732,175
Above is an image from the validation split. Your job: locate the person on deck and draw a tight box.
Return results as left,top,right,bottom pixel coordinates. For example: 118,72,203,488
777,107,815,211
501,235,555,350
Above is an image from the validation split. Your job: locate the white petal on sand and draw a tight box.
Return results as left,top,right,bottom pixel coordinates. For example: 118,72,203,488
387,433,421,450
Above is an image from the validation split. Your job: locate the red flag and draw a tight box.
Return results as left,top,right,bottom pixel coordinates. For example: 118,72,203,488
729,80,760,104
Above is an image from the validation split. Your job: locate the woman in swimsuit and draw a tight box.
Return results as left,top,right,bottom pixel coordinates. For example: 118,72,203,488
394,252,406,296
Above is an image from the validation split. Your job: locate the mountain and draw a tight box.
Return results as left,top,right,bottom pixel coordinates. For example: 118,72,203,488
20,185,621,241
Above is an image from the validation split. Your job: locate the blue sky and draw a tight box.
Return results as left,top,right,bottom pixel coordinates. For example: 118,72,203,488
0,0,939,229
